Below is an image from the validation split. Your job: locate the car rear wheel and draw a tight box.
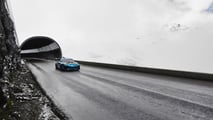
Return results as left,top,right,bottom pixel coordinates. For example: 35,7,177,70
55,64,58,69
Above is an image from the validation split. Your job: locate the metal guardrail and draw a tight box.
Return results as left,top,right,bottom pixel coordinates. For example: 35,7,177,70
76,60,213,81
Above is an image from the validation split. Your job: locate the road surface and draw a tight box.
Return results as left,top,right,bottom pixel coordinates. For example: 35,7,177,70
27,61,213,120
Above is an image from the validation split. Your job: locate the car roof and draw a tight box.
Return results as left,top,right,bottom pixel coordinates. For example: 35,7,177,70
60,57,74,61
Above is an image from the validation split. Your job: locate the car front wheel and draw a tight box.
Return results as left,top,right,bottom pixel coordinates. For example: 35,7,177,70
61,65,65,71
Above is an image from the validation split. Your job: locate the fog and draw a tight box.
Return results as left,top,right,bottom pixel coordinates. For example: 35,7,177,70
10,0,213,73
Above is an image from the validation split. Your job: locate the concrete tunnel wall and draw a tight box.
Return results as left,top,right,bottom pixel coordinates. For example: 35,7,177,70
20,36,62,60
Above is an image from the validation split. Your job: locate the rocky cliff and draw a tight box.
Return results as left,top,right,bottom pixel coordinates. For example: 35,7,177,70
0,0,21,110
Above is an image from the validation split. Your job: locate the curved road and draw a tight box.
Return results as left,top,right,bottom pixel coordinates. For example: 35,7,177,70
27,61,213,120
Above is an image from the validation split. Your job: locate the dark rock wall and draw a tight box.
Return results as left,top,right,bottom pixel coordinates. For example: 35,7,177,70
0,0,20,113
0,0,20,72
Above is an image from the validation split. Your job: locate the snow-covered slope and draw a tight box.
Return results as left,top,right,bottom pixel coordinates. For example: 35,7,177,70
10,0,213,73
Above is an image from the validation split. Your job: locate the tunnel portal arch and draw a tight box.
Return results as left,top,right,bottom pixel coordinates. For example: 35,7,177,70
20,36,62,60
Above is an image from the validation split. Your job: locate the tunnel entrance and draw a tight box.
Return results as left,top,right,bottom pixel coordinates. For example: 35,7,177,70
20,36,62,60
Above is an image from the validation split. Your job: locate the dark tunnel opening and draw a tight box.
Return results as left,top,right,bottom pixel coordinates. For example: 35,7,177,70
20,36,62,60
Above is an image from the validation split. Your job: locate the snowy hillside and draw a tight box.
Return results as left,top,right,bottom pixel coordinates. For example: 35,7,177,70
10,0,213,73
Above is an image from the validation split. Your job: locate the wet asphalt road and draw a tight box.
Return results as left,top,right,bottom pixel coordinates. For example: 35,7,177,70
27,61,213,120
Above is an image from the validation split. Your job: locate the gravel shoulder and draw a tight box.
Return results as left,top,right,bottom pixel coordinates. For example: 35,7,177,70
0,62,68,120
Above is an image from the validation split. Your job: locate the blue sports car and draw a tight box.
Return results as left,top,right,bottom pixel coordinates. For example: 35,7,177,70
55,57,80,71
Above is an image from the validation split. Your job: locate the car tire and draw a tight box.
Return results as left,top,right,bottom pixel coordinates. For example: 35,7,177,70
61,65,65,71
55,64,58,70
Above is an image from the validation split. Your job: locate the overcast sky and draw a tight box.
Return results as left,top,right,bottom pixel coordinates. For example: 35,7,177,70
10,0,213,73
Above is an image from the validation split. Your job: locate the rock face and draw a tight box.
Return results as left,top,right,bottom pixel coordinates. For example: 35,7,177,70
0,0,20,76
0,0,20,110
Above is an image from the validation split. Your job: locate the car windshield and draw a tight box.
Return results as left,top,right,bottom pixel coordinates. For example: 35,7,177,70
61,58,74,63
